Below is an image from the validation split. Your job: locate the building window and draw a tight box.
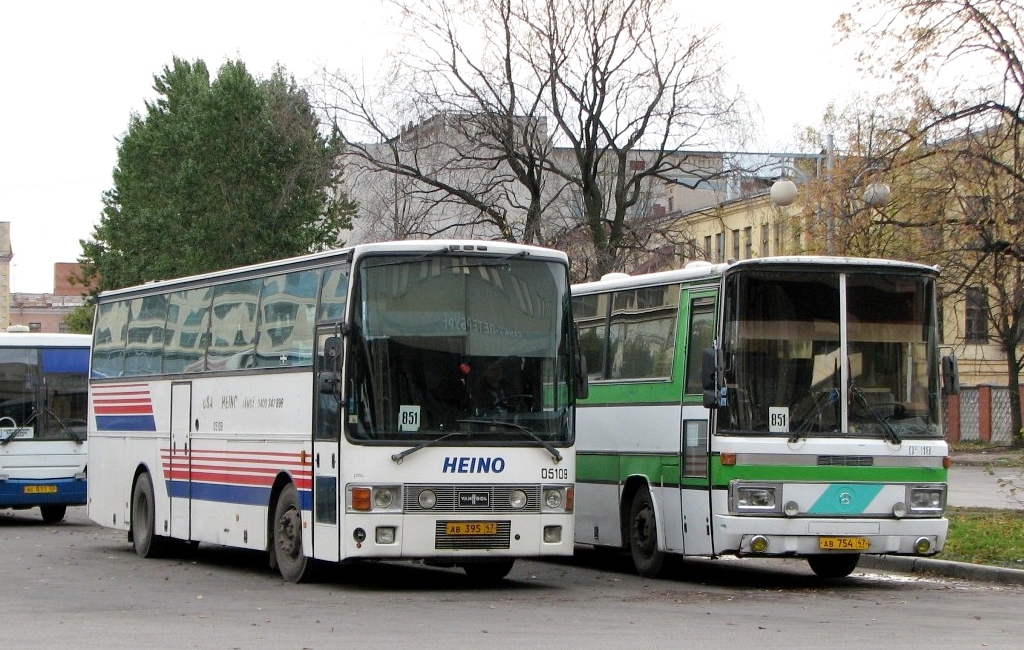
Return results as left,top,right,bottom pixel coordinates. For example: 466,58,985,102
761,224,770,257
743,226,752,259
774,222,783,254
731,229,740,260
29,322,41,332
58,322,68,333
715,233,724,262
965,286,989,343
704,236,712,261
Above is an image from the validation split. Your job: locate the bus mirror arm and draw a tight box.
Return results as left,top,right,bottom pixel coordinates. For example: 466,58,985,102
941,355,960,396
702,347,722,410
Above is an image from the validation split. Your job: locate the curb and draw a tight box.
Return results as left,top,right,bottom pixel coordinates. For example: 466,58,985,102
858,554,1024,585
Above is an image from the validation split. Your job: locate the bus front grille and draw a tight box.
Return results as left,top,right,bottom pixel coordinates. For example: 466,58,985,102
405,484,541,513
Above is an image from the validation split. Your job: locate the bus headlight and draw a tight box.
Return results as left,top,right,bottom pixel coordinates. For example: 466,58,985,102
417,489,437,509
348,485,402,512
542,487,572,512
373,487,398,509
730,482,782,514
509,489,528,509
907,485,945,515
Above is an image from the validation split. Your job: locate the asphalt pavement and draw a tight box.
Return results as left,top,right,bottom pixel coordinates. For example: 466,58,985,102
859,449,1024,584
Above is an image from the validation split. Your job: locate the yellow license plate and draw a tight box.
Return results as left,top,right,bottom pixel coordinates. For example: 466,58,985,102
819,536,870,551
24,485,58,494
445,521,497,536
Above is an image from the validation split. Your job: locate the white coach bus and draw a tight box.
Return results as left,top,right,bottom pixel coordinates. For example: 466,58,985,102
88,241,586,582
0,332,90,523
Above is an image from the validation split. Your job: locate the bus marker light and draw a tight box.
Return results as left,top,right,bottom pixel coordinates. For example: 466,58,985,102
565,487,574,513
720,453,736,466
749,535,769,553
914,537,932,554
892,502,907,518
942,456,952,469
351,487,371,511
353,528,366,543
784,501,799,517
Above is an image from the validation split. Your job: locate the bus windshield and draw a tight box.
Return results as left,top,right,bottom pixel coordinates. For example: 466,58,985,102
346,253,573,444
719,268,941,440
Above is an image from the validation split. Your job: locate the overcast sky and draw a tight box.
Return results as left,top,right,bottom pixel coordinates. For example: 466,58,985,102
0,0,864,293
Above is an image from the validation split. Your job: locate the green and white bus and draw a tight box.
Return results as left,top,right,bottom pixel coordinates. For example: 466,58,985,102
571,256,952,578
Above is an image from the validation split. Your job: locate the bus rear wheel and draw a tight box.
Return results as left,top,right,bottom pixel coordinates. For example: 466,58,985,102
807,553,860,578
39,505,67,524
131,472,164,558
272,483,313,583
628,486,665,578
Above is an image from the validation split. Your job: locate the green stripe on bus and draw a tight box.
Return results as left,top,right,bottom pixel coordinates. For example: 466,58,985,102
712,462,946,483
578,452,680,484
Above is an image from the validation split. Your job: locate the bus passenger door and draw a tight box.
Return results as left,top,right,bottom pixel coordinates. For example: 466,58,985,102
169,381,192,540
679,293,716,556
311,329,342,562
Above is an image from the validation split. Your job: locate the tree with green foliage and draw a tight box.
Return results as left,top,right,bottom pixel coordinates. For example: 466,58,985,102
80,57,355,293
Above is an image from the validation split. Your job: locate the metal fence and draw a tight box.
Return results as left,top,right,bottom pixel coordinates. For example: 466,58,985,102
955,386,1017,445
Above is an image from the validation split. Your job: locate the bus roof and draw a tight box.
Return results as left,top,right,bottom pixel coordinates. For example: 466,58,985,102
0,332,91,347
96,240,569,301
571,256,940,294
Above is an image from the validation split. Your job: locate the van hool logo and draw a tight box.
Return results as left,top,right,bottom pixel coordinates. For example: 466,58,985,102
442,456,506,473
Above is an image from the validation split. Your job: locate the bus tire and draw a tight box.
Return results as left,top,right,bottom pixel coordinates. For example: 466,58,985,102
272,483,313,583
39,505,67,524
462,559,515,583
131,472,164,558
807,553,860,578
628,486,665,578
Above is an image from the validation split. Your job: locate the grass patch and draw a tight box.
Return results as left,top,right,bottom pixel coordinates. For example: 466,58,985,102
942,507,1024,568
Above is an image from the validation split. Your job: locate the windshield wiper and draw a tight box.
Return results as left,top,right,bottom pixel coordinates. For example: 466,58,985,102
456,418,563,463
391,430,469,464
851,387,902,445
789,388,840,443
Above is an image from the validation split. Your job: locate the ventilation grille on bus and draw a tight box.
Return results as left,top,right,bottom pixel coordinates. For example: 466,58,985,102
817,455,874,466
404,484,541,514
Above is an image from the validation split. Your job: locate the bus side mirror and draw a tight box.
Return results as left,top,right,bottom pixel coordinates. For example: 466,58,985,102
574,354,589,400
572,325,589,400
942,355,960,396
317,371,340,394
702,347,720,409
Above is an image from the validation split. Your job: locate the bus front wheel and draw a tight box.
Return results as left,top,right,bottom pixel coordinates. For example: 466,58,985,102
628,486,665,578
272,483,313,583
462,559,515,583
807,553,860,578
40,505,67,524
131,472,164,558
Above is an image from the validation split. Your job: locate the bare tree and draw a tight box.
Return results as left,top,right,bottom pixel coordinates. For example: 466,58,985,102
842,0,1024,445
319,0,744,280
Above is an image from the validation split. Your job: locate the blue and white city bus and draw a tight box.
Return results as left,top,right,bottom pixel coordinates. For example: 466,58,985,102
0,331,90,523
